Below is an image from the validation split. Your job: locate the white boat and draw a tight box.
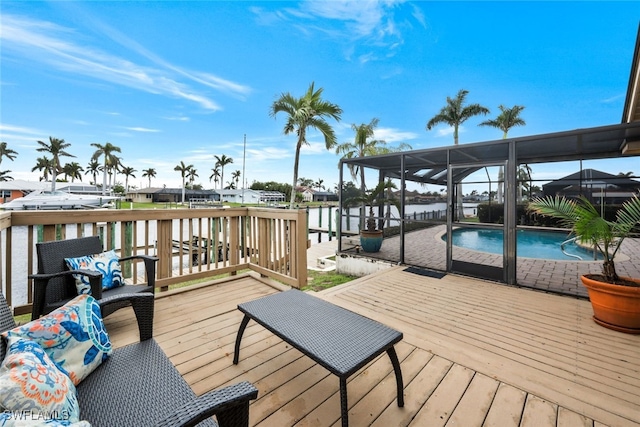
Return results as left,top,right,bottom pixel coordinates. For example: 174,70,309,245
0,190,120,210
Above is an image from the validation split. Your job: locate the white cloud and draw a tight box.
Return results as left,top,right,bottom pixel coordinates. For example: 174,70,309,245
0,14,251,111
374,127,419,143
252,0,425,63
124,127,161,133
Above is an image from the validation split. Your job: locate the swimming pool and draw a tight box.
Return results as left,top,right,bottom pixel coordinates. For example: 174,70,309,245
443,228,601,261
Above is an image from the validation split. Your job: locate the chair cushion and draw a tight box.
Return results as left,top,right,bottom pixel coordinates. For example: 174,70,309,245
2,295,112,386
64,250,124,294
0,339,80,423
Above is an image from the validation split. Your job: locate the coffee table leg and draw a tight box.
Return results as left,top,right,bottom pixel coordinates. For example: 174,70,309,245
387,346,404,407
233,315,251,364
339,377,349,427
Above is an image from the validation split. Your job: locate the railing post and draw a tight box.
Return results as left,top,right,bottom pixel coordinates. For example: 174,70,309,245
156,219,172,291
328,206,332,241
295,208,307,289
230,216,239,275
123,221,133,278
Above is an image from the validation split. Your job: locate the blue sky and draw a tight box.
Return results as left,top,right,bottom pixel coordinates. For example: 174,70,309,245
1,1,639,193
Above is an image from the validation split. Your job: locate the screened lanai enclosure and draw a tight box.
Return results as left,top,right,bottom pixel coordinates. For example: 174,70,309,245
337,121,640,296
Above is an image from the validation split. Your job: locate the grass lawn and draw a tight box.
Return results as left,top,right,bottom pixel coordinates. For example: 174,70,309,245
303,269,357,292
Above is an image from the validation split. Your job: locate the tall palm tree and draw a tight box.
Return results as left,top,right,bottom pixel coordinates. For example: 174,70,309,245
174,161,193,203
426,90,489,219
517,164,532,201
214,155,233,193
270,82,342,207
120,166,137,192
36,137,75,191
336,118,385,194
0,142,18,165
232,170,241,188
85,159,102,185
62,162,84,182
91,142,121,195
209,166,221,189
314,178,325,191
142,168,157,187
32,156,54,182
337,118,410,225
479,105,526,202
426,89,490,145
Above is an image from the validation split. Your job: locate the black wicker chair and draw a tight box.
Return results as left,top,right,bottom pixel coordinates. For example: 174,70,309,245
29,236,159,320
0,291,258,427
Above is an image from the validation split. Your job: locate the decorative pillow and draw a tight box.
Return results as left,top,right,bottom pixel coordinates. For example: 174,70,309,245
2,294,112,386
0,413,91,426
64,250,124,294
0,339,80,424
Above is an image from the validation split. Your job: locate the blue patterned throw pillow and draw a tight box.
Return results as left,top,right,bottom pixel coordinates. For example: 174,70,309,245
2,294,112,386
0,413,91,426
64,250,124,294
0,339,80,424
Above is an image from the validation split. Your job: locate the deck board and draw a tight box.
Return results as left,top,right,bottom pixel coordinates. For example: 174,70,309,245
104,270,640,426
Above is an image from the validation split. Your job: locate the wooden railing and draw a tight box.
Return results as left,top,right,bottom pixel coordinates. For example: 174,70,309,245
0,207,307,314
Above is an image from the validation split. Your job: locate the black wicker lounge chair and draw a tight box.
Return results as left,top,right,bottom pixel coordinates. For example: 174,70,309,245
29,236,159,320
0,291,258,426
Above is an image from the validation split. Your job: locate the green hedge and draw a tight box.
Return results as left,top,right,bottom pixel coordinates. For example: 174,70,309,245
477,202,626,226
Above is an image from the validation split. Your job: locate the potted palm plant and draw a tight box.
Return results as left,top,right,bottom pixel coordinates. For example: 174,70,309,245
346,180,399,253
528,194,640,333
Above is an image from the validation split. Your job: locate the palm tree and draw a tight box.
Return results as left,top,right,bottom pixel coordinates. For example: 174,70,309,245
142,168,157,187
517,164,532,201
91,142,121,195
62,162,84,182
297,177,314,188
120,166,137,192
336,118,384,194
174,161,193,203
426,90,489,219
0,142,18,165
0,170,13,182
209,166,221,189
337,118,410,226
85,159,102,185
314,178,325,191
426,89,490,145
232,170,241,188
32,157,54,182
36,137,75,191
479,105,526,202
188,168,199,188
214,155,233,193
270,82,342,207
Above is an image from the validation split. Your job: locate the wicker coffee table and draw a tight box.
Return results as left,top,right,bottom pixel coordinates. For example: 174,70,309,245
233,289,404,427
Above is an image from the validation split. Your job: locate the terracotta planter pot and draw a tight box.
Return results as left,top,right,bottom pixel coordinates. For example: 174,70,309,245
360,230,383,253
581,275,640,334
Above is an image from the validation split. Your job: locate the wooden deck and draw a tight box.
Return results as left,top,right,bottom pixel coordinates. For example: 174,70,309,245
105,268,640,426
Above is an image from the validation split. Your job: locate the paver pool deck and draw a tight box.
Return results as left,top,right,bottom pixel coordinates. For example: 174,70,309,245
343,224,640,299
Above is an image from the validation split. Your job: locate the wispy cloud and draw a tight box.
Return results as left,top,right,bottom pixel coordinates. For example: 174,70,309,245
0,124,47,143
252,0,426,63
374,127,419,143
0,14,251,111
124,127,161,133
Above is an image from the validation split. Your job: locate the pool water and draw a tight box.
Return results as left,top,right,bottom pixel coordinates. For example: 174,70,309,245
444,228,601,261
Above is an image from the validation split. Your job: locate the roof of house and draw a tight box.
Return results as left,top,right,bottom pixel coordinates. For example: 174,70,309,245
542,169,640,188
127,187,218,195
